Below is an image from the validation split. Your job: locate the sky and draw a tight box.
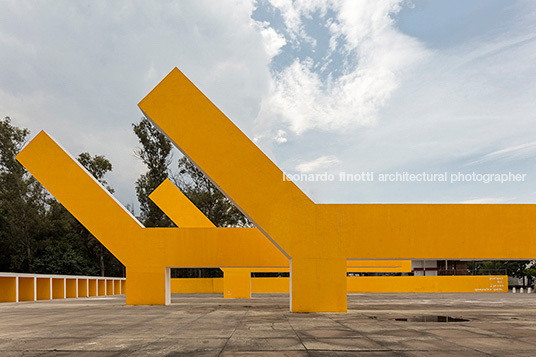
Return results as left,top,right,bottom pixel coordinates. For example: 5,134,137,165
1,0,536,212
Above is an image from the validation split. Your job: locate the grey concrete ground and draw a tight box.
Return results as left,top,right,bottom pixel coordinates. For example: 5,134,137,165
0,293,535,356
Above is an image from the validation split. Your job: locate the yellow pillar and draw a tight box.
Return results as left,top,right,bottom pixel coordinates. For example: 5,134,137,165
291,257,347,313
126,266,166,305
222,268,251,299
120,280,126,295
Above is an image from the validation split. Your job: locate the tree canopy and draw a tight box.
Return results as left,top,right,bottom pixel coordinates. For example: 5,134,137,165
0,116,123,276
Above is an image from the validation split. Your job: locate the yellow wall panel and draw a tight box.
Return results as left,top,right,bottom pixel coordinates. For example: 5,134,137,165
0,277,17,302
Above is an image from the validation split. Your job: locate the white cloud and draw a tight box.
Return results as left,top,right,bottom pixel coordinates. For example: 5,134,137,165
296,155,341,173
257,0,429,135
2,0,535,207
465,141,536,166
274,129,288,144
255,22,287,58
0,0,269,212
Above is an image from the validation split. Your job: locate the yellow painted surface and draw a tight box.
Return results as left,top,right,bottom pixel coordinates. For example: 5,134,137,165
88,279,97,297
106,280,114,295
121,280,126,294
252,277,289,293
52,278,64,299
223,268,251,299
0,277,17,302
150,179,411,299
17,66,536,312
18,277,35,301
150,179,284,299
78,279,88,297
171,278,223,294
139,68,536,312
149,179,215,228
66,279,77,298
347,275,508,293
98,280,106,296
114,280,121,295
16,133,288,306
36,278,51,300
173,276,507,294
347,260,412,273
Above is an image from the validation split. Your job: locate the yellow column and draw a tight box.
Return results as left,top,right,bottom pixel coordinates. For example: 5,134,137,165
126,266,166,305
291,257,347,313
222,268,251,299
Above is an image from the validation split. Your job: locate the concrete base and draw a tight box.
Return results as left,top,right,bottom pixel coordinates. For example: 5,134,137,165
1,293,536,355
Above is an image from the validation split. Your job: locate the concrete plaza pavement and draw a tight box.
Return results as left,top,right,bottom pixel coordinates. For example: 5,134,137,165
0,292,535,356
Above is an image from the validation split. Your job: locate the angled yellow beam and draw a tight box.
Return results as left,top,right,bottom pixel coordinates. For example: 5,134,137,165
139,67,536,312
139,68,316,257
148,179,215,228
16,131,142,265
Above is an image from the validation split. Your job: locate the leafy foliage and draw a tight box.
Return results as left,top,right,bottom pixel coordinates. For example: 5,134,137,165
468,260,532,279
133,117,173,227
173,157,251,228
0,116,123,276
131,118,250,278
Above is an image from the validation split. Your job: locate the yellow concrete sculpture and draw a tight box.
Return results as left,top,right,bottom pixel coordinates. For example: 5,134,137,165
17,67,536,312
149,178,411,299
138,67,536,312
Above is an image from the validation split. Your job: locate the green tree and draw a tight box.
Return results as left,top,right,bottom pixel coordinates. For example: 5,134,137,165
0,116,123,277
33,198,98,276
173,157,250,227
133,117,173,227
0,116,47,272
78,152,114,193
469,260,532,280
